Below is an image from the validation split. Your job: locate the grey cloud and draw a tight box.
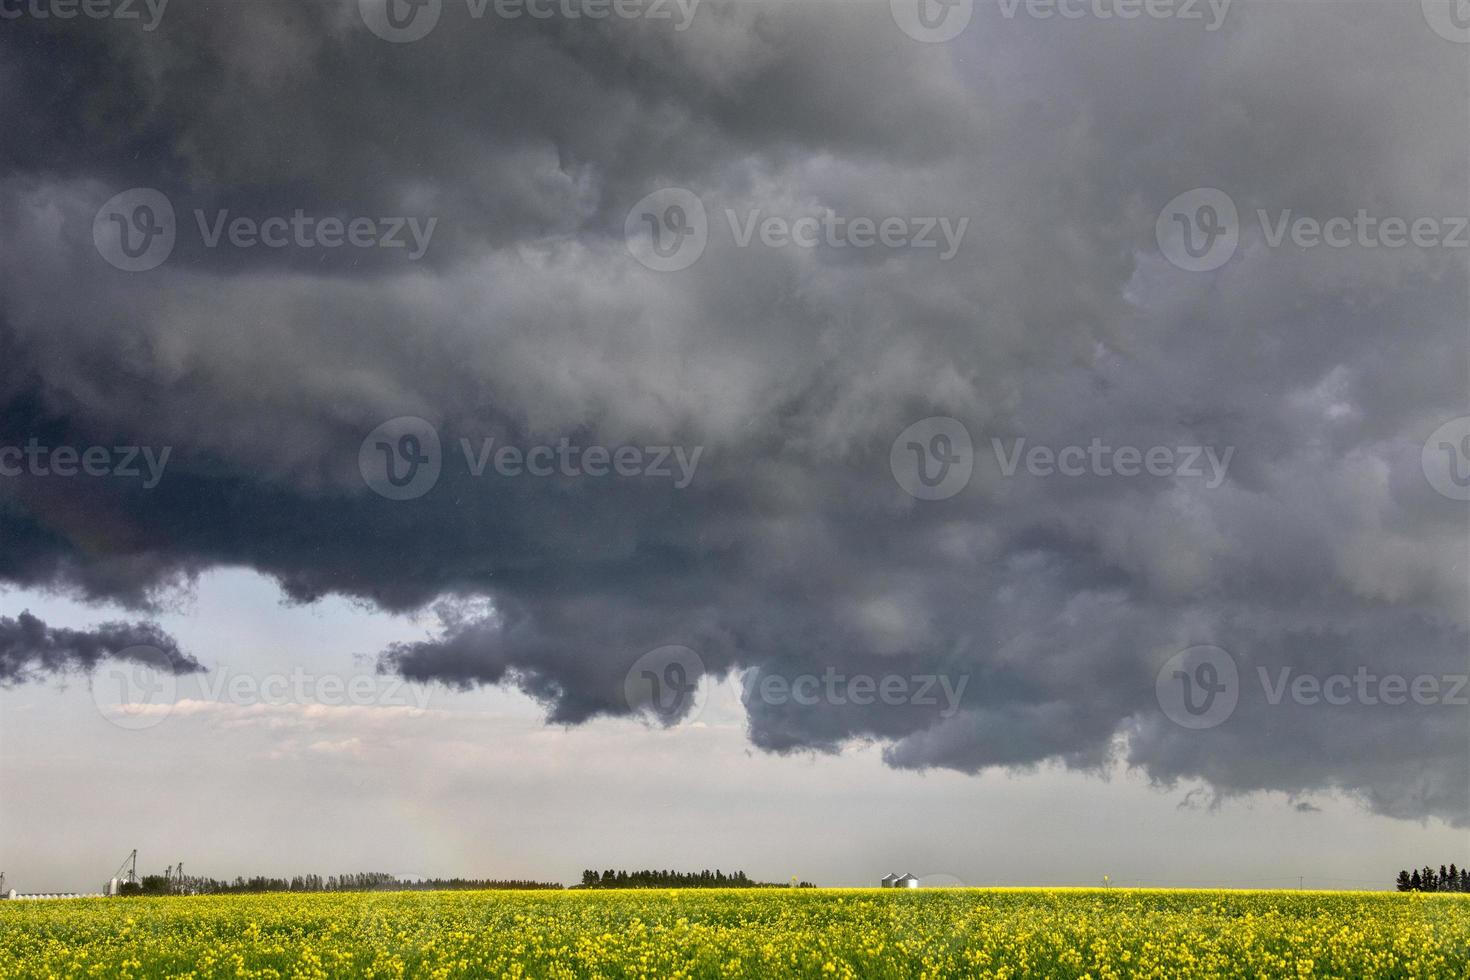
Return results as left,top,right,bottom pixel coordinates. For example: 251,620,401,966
0,1,1465,824
0,610,203,685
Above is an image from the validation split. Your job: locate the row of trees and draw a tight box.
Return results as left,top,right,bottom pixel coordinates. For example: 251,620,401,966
577,869,814,889
1395,865,1469,892
123,872,561,896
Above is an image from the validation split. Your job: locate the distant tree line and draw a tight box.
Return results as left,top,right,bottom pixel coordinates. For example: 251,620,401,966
1395,864,1468,892
577,869,814,889
121,872,561,896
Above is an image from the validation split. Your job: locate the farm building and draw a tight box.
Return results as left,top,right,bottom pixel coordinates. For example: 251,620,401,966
879,872,920,888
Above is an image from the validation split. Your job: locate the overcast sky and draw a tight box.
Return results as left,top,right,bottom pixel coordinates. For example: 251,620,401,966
1,0,1467,892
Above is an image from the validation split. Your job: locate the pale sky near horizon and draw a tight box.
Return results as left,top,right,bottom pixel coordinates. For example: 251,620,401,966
2,570,1464,893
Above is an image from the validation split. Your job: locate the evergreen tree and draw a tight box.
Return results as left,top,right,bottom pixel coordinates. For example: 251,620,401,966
1395,870,1413,892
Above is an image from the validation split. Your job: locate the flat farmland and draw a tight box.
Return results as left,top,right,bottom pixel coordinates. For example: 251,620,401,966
2,888,1468,978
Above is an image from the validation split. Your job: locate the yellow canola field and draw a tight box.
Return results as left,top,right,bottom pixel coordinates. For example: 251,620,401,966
2,887,1467,979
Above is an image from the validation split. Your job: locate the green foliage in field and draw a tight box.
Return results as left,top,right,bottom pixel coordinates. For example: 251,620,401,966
2,887,1466,978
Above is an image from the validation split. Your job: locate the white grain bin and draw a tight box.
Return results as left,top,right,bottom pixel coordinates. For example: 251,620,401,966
897,873,919,888
880,873,899,888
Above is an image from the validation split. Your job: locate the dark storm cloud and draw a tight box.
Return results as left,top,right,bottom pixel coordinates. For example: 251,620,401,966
0,610,202,684
0,2,1465,823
